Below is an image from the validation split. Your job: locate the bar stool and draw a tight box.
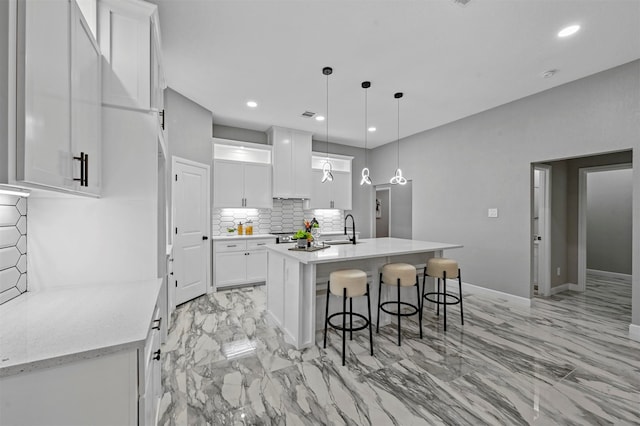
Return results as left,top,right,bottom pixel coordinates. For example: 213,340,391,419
376,263,422,346
323,269,373,366
422,258,464,332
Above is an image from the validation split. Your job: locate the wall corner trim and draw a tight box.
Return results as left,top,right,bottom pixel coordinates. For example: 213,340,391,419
629,324,640,342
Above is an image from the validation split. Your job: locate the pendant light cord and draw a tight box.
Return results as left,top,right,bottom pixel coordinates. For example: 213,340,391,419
326,71,329,158
364,87,368,165
396,95,400,170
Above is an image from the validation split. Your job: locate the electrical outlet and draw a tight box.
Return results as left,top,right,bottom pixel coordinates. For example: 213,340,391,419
488,208,498,218
556,267,561,276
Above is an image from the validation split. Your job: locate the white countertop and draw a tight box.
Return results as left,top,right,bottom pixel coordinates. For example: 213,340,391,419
265,237,463,265
211,234,276,240
0,279,161,378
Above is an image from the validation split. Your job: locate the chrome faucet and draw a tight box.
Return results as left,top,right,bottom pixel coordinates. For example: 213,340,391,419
344,214,356,245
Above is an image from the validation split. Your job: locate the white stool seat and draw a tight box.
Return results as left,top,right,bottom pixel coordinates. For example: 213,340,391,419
381,263,417,287
426,258,459,279
329,269,367,298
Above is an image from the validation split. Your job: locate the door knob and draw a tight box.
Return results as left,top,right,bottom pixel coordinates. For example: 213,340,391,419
202,236,209,240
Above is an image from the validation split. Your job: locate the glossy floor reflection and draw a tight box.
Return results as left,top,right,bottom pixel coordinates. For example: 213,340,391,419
158,273,640,425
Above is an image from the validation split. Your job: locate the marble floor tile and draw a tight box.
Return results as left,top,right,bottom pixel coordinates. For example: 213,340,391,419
158,275,640,425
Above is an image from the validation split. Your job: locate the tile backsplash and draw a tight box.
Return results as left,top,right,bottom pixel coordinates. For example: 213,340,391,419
212,199,344,235
0,194,28,305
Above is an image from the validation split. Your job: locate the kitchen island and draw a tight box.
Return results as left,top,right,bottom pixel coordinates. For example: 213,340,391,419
265,237,462,349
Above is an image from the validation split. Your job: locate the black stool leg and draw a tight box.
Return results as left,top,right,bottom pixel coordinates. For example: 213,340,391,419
350,297,353,341
436,278,441,316
367,284,373,356
342,287,346,366
416,276,422,339
397,278,401,346
458,268,464,326
443,271,447,332
323,281,330,349
421,267,427,318
376,273,382,333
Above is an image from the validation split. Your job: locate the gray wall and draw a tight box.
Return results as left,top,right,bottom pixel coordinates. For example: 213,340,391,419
0,0,8,182
587,168,633,275
369,60,640,326
166,88,213,163
213,124,268,145
312,140,372,239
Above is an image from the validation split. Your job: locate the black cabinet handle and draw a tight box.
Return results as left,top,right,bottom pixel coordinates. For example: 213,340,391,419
73,152,88,187
153,349,161,361
202,236,209,240
152,317,162,330
160,109,165,130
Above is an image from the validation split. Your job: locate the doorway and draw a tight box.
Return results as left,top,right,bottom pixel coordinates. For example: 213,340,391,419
374,182,412,238
532,165,551,296
172,156,211,306
375,188,390,237
578,163,633,291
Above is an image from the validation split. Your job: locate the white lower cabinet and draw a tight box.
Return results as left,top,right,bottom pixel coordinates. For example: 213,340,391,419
214,238,275,289
0,302,162,426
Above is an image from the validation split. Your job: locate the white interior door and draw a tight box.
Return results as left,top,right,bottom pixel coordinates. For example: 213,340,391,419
173,157,210,305
533,165,551,296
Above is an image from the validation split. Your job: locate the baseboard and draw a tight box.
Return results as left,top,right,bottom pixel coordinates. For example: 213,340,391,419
445,280,531,307
587,269,632,282
629,324,640,342
549,283,579,295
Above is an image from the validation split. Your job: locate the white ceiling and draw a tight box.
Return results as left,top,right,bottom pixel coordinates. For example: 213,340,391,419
152,0,640,148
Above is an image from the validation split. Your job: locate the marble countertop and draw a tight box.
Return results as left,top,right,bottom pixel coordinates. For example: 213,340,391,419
265,237,463,265
0,279,161,378
211,234,276,240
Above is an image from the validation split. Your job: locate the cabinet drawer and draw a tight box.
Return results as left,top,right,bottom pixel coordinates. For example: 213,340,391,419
247,239,275,251
214,240,247,253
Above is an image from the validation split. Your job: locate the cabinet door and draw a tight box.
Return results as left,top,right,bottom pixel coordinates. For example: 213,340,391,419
307,169,332,209
215,252,246,287
243,163,272,208
71,1,101,195
213,160,244,208
332,171,352,210
98,0,152,110
270,127,292,198
20,0,72,189
246,250,267,282
291,131,312,198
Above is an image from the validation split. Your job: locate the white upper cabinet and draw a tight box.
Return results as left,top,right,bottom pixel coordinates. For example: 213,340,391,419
306,153,353,210
212,140,273,209
98,0,155,111
16,0,101,196
267,126,312,199
71,1,101,194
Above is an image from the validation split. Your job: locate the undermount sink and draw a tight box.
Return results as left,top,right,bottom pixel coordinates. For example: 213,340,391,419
323,239,365,245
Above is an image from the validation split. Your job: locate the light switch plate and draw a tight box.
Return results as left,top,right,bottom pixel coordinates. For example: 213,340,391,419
488,208,499,218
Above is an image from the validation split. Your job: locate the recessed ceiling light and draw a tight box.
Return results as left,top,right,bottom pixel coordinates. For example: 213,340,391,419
246,101,258,108
558,24,580,38
542,69,558,79
315,115,325,121
368,127,376,132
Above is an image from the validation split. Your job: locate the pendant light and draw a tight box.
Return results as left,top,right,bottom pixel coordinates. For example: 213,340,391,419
360,81,372,185
321,66,333,183
390,92,407,185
